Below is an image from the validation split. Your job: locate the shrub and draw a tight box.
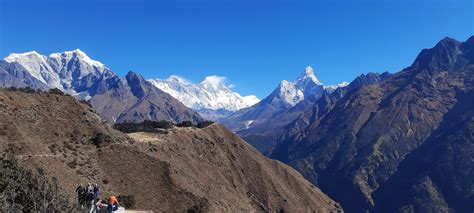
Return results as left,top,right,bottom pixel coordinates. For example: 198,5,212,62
67,159,79,169
48,88,64,95
113,120,175,133
3,87,42,94
197,120,214,128
7,86,18,91
18,86,36,93
0,152,76,212
91,132,106,147
117,195,135,209
176,121,195,128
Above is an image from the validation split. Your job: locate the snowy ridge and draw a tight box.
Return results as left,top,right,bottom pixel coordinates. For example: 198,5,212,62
3,49,111,95
149,75,260,112
324,81,350,93
4,51,61,87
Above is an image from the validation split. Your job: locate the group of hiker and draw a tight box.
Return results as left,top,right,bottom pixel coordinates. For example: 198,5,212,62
75,183,120,212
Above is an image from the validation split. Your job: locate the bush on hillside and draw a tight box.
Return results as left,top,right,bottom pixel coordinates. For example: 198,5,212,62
91,132,107,147
5,86,38,93
113,120,175,133
0,152,76,212
176,121,195,128
48,88,65,95
196,120,214,128
117,195,135,209
18,87,37,93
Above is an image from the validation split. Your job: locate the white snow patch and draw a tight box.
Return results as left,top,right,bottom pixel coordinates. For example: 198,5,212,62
324,81,349,92
244,120,255,129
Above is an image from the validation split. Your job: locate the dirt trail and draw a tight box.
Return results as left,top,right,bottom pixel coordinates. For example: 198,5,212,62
16,154,62,160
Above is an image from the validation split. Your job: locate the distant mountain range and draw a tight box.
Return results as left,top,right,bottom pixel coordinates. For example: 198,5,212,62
0,49,201,123
0,50,353,125
149,75,259,120
220,66,348,131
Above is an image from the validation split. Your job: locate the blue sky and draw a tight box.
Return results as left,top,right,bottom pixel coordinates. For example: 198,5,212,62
1,0,473,98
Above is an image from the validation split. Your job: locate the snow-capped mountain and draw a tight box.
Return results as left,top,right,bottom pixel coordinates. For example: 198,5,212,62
4,49,113,96
4,51,61,88
266,66,345,107
149,75,260,120
1,50,202,123
272,66,327,107
221,66,347,131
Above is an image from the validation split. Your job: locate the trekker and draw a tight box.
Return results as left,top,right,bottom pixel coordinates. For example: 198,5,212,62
85,183,94,211
93,183,101,201
107,195,120,212
75,184,85,209
87,183,94,195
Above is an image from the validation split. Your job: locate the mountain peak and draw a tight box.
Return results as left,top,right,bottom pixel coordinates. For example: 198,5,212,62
72,48,86,54
438,36,459,45
465,36,474,46
166,75,190,84
125,70,141,78
305,66,314,75
264,66,326,107
297,66,322,85
125,71,147,98
412,37,465,71
49,49,105,68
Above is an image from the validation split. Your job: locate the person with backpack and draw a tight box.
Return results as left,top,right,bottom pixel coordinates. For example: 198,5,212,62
83,183,94,212
93,183,101,201
107,195,120,212
75,184,86,209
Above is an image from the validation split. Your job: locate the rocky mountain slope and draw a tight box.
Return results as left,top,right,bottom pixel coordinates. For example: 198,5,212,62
221,66,347,131
0,50,201,123
0,88,341,212
241,72,391,154
149,75,259,120
373,87,474,212
270,36,474,212
89,71,202,123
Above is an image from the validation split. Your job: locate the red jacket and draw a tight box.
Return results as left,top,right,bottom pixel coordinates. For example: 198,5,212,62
107,196,119,205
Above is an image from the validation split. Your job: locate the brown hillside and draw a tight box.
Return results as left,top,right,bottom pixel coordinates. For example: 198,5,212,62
0,89,341,212
128,124,341,212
